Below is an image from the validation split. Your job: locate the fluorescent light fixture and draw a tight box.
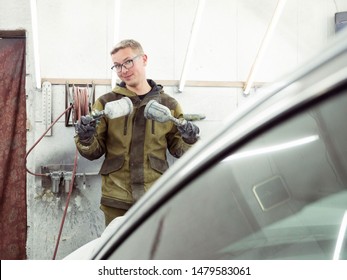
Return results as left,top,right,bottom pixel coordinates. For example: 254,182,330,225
224,135,319,162
178,0,206,92
112,0,121,89
333,210,347,260
243,0,287,95
30,0,41,89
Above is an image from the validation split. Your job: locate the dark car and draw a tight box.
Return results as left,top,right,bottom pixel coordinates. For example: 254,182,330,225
67,29,347,260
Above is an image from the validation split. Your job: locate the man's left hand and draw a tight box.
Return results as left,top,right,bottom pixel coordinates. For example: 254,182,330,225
177,121,200,144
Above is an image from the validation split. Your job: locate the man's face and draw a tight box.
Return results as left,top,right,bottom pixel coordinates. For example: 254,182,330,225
111,47,147,88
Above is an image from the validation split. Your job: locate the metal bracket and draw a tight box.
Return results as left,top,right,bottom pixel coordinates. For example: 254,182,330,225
42,81,52,136
41,164,74,192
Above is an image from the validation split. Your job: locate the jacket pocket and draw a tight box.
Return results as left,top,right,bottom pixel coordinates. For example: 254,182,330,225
99,155,125,175
148,154,169,174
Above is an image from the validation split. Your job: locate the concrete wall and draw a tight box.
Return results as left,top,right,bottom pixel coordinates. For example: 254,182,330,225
1,0,346,259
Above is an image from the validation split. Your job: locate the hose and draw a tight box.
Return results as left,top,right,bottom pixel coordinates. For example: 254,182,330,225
25,84,90,259
25,105,73,177
52,148,78,260
73,86,89,123
25,85,90,176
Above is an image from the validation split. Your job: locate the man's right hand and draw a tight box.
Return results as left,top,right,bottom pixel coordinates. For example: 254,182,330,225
75,115,96,143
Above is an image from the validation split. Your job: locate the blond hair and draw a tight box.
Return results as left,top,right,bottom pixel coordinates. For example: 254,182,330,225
110,39,144,55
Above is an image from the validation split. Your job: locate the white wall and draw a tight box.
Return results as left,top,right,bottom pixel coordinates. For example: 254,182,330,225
1,0,346,259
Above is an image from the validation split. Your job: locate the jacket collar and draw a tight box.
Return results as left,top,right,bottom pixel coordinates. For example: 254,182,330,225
116,79,163,97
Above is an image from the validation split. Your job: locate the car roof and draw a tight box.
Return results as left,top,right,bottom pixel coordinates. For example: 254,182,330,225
92,28,347,259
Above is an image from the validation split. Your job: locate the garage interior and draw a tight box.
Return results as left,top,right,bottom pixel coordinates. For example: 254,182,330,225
0,0,347,260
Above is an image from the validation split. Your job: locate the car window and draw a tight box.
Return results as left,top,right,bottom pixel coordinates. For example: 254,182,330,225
109,88,347,260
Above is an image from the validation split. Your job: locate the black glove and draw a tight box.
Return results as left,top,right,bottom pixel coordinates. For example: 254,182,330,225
177,121,200,144
75,115,96,143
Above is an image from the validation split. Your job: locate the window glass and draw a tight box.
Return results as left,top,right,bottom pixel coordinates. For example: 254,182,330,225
110,89,347,260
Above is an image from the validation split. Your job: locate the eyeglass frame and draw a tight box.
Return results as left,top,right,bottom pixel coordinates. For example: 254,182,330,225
111,54,142,73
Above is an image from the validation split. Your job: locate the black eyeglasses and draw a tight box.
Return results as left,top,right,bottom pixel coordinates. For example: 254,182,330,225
111,55,142,73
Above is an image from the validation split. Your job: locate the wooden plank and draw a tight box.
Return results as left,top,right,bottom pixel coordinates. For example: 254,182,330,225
41,78,111,85
0,30,26,38
41,78,266,88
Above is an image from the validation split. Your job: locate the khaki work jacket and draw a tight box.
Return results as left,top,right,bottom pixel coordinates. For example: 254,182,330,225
75,80,193,210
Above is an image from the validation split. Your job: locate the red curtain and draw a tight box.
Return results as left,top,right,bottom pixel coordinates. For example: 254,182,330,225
0,35,27,259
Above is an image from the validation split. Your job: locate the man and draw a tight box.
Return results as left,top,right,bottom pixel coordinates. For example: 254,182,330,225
75,39,199,225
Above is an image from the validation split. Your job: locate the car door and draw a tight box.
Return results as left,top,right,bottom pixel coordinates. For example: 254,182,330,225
93,33,347,260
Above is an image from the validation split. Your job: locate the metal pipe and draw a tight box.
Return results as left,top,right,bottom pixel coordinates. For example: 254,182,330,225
44,172,99,177
30,0,41,89
111,0,122,89
243,0,287,95
178,0,206,93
